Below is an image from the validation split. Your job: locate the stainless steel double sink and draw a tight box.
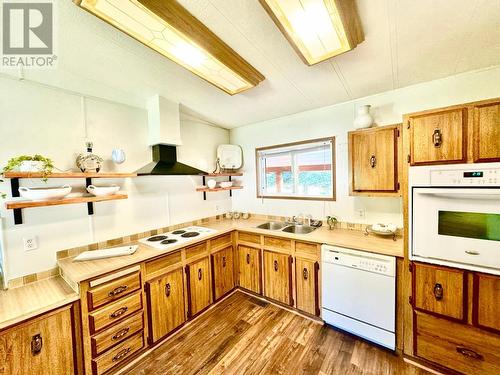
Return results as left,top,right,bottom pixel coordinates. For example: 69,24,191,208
256,221,316,234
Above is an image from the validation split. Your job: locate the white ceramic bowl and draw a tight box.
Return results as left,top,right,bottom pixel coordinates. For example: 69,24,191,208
19,185,72,201
219,181,233,188
87,185,120,197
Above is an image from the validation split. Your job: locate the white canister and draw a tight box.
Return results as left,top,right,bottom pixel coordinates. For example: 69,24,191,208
112,149,126,164
353,105,374,129
207,179,217,189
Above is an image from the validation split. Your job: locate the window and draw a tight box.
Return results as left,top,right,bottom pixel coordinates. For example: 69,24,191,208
256,137,335,200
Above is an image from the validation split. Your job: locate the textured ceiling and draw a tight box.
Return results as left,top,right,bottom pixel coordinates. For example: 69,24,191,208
3,0,500,128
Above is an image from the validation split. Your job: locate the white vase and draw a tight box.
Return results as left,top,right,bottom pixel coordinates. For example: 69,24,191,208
353,105,374,129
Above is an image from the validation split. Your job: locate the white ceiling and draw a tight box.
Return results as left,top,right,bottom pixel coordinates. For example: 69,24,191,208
4,0,500,128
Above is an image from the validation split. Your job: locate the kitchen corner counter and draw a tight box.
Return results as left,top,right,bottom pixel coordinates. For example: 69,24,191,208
58,219,403,284
0,276,79,330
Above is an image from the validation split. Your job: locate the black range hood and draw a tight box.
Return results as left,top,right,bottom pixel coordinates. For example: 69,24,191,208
136,144,206,176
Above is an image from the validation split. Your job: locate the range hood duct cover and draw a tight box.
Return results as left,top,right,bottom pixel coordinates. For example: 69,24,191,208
136,144,206,176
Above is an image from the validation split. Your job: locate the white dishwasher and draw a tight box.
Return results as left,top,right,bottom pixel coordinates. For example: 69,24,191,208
321,244,396,350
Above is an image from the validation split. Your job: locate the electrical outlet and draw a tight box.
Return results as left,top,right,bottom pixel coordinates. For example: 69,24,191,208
356,209,365,218
23,237,38,251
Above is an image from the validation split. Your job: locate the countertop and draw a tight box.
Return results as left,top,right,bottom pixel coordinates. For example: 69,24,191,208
59,219,403,283
0,276,79,330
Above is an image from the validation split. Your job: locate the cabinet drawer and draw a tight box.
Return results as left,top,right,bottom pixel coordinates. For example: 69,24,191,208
89,291,142,334
415,311,500,375
92,331,144,375
210,233,232,250
413,263,466,320
295,241,319,259
91,311,144,357
145,251,182,280
88,271,141,310
238,232,261,245
264,236,291,252
186,242,207,260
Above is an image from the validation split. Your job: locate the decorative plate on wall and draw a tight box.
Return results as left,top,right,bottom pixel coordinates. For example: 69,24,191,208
217,144,243,170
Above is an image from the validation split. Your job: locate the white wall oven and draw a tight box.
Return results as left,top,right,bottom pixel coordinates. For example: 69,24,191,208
410,163,500,275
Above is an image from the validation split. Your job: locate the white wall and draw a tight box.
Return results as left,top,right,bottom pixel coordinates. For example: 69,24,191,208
0,76,230,281
230,66,500,225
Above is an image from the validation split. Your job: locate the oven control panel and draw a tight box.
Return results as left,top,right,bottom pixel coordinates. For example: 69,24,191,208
430,168,500,186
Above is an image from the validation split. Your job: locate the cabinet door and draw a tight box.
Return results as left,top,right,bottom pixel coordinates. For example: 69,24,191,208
473,273,500,333
295,258,319,316
186,257,211,317
237,245,261,294
410,108,466,165
211,246,235,301
263,250,292,305
0,306,74,375
145,268,185,343
473,101,500,162
351,126,398,192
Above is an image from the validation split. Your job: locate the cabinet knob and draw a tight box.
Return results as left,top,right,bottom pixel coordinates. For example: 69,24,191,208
31,334,43,356
456,347,483,361
274,260,279,272
222,256,226,267
432,129,443,147
112,327,130,340
370,155,376,168
246,254,250,264
108,285,128,297
165,283,171,297
198,268,203,280
433,283,444,300
303,268,309,280
110,306,128,318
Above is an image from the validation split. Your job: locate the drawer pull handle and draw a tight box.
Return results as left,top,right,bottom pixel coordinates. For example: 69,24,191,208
165,283,171,297
31,334,42,355
370,155,376,168
108,285,128,297
198,268,202,281
433,283,443,300
112,328,130,340
456,347,483,361
274,260,279,272
222,256,226,267
246,254,250,264
110,307,128,318
432,129,442,147
303,268,309,280
112,347,131,362
465,250,480,255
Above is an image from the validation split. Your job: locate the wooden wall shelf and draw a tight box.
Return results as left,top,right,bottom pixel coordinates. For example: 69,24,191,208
196,186,243,193
2,172,137,179
205,172,243,177
199,173,243,200
6,194,128,210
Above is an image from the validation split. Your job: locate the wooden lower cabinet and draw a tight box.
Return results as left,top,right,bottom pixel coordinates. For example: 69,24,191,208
211,246,235,301
473,273,500,333
263,250,292,305
295,258,319,316
0,304,76,375
145,268,186,344
186,257,212,317
237,245,261,294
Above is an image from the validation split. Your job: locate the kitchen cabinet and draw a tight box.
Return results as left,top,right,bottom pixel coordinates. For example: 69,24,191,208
211,246,235,301
295,258,319,316
473,273,500,333
237,245,261,294
408,108,467,165
145,268,186,343
186,257,211,317
263,250,292,305
349,124,400,194
472,100,500,162
0,305,75,375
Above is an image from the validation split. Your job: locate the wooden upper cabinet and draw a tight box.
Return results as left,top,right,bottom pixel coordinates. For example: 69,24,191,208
263,250,292,305
473,101,500,162
473,273,500,333
237,245,261,294
211,246,235,301
145,267,186,343
349,125,399,194
409,108,467,165
295,258,319,316
186,257,212,317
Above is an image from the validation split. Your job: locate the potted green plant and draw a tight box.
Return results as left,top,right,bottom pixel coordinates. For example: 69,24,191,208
3,155,54,181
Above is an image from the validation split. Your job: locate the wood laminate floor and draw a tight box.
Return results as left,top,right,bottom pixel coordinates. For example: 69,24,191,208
126,291,428,375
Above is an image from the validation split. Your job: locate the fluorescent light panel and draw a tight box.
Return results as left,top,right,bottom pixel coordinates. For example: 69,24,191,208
260,0,363,65
76,0,264,95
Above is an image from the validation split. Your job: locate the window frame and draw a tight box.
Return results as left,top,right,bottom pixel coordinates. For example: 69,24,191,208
255,136,336,201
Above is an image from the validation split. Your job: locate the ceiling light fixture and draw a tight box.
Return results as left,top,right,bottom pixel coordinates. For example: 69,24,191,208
259,0,364,65
74,0,265,95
